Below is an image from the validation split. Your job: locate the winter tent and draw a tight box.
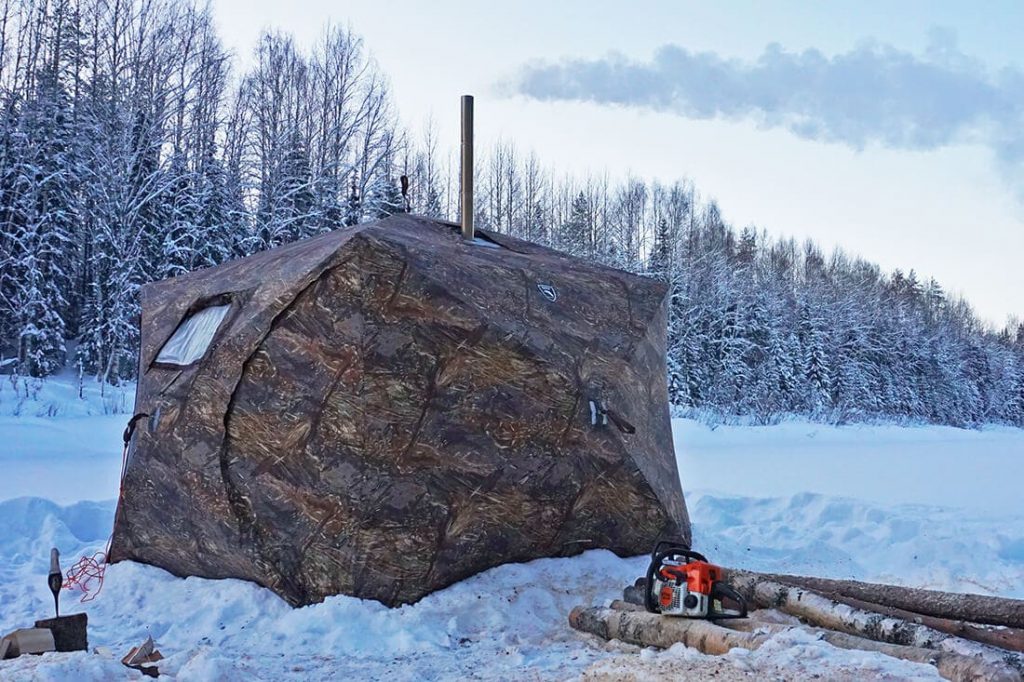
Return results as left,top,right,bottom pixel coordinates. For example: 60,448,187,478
109,214,689,607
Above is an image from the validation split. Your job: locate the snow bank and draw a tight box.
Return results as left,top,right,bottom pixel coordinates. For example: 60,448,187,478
676,418,1024,513
0,495,641,679
3,483,1021,679
0,416,126,503
690,491,1024,597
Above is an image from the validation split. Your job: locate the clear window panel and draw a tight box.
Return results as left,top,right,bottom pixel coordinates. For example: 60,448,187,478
155,304,230,366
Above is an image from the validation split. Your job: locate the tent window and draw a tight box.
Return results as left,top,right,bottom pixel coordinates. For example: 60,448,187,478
155,304,230,366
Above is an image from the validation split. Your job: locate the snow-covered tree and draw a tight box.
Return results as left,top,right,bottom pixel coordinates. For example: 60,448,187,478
0,0,1019,431
0,69,78,376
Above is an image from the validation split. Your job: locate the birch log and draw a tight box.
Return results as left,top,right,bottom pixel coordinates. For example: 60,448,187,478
729,573,1024,676
569,605,771,655
827,593,1024,653
608,598,1020,681
749,572,1024,629
573,605,1021,682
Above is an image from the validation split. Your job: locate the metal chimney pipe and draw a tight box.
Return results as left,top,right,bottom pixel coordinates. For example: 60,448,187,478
460,95,474,241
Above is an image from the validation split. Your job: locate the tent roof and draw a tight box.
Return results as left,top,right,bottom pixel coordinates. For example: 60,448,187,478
139,215,666,372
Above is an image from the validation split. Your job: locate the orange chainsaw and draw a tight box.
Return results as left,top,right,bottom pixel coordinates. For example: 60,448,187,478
643,541,748,619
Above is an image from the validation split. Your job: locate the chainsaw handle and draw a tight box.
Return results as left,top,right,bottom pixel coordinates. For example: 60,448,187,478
709,581,749,619
644,557,660,613
650,540,707,564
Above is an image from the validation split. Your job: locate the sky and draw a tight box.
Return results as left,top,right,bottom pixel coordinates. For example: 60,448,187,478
212,0,1023,326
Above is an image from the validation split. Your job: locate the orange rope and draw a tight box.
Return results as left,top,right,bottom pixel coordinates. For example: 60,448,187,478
62,548,110,602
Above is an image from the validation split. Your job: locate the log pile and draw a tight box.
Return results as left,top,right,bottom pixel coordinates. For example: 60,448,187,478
570,569,1024,682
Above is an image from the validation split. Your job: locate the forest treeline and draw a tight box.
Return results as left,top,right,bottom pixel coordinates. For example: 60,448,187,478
0,0,1021,427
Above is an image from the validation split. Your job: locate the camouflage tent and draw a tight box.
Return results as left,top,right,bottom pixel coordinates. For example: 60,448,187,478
109,214,689,607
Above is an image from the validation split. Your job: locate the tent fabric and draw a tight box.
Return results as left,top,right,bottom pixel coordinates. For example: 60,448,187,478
110,214,689,607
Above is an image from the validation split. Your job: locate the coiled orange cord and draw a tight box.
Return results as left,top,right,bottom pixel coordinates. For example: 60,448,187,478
62,548,110,602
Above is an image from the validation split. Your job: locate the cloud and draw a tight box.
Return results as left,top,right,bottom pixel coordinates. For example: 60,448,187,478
506,30,1024,177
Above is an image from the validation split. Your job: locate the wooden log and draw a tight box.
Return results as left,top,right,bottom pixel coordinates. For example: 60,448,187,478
569,605,770,655
821,629,1021,682
825,593,1024,654
729,573,1024,676
747,571,1024,629
718,614,1021,681
572,605,1021,682
716,612,790,633
34,614,88,652
746,608,802,626
721,615,1018,681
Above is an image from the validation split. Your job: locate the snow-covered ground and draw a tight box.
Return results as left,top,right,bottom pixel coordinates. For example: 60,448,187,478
1,377,1022,680
675,419,1024,514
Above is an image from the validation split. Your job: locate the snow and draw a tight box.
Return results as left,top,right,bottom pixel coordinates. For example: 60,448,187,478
676,418,1024,514
0,369,133,419
0,417,126,503
1,377,1022,679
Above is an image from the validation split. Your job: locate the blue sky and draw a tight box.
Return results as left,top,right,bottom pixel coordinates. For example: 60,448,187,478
214,0,1023,325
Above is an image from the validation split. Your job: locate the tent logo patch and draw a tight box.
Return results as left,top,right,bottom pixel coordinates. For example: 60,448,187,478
537,283,558,302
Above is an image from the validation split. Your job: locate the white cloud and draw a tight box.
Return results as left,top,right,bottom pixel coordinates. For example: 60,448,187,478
507,30,1024,186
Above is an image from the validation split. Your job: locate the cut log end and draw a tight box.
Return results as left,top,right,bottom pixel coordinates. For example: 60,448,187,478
34,613,88,653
